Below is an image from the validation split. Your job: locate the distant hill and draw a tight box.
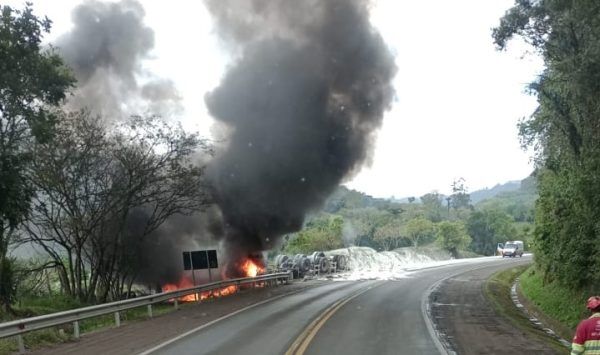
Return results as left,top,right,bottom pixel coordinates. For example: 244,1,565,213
475,175,538,222
389,177,533,205
469,180,521,204
325,176,537,217
324,185,399,212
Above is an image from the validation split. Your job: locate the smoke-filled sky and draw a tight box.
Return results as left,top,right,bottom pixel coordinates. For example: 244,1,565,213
14,0,542,198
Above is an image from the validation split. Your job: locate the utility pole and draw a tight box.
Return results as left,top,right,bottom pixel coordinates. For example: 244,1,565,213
446,196,452,218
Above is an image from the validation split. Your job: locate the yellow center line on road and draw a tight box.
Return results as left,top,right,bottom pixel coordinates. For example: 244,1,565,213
285,282,383,355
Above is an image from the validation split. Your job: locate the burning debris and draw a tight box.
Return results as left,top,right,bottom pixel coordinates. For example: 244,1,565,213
162,277,238,303
205,0,397,277
238,256,265,278
160,255,264,302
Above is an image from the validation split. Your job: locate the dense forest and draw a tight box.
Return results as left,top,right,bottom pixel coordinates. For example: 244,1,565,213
494,0,600,293
279,177,536,259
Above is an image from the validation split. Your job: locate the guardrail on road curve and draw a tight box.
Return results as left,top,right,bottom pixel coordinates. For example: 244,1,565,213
1,272,292,353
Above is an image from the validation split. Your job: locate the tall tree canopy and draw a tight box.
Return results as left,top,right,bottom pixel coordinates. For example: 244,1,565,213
467,209,516,256
494,0,600,289
0,4,74,309
23,112,212,302
436,221,471,258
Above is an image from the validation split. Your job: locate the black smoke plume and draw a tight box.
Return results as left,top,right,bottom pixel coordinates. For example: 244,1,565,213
205,0,397,276
56,0,181,119
126,208,224,286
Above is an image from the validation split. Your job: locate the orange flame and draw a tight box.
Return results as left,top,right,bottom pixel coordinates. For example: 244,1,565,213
241,258,264,277
162,277,197,302
162,277,240,302
162,256,265,302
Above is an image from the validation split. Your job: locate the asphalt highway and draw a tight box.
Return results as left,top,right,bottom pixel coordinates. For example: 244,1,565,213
144,256,532,355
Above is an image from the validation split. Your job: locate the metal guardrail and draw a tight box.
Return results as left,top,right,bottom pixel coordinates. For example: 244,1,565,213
2,272,292,352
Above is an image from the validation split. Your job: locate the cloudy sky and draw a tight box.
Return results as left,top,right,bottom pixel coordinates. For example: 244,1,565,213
12,0,543,198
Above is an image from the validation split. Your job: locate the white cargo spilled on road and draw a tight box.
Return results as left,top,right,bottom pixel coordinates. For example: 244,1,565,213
275,246,503,281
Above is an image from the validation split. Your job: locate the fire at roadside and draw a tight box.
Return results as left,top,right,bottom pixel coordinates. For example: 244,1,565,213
157,251,341,303
161,257,265,303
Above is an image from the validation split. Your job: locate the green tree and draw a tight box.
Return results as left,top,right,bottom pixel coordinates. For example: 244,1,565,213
450,178,471,210
340,207,407,250
467,209,516,256
0,4,74,311
494,0,600,289
436,221,471,258
405,217,436,248
23,113,211,302
420,192,444,222
285,215,344,254
373,218,406,251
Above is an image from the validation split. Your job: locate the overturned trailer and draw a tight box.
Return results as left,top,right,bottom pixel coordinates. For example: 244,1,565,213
274,250,348,278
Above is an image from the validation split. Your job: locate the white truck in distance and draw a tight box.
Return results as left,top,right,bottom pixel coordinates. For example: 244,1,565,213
499,240,524,258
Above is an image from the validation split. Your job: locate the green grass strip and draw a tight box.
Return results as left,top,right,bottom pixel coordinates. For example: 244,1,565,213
519,266,588,331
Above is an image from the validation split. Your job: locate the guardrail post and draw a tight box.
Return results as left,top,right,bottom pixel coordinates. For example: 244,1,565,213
73,320,80,339
16,335,25,354
114,311,121,327
174,299,179,310
147,304,153,318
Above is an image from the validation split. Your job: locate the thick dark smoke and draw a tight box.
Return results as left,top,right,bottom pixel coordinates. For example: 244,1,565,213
205,0,397,276
128,208,224,286
56,0,181,119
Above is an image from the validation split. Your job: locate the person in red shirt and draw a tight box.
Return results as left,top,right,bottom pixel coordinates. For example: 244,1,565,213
572,296,600,355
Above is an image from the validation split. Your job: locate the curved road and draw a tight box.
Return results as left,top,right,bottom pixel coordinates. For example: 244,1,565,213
142,256,532,355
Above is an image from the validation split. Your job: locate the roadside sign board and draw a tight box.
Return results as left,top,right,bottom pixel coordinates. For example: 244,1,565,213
182,250,218,270
191,251,209,269
183,251,192,270
207,250,218,268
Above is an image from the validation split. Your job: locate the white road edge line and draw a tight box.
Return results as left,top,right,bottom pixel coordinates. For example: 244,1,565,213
137,287,309,355
421,273,452,355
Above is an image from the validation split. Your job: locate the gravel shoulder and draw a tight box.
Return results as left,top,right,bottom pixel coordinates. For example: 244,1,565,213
27,280,325,355
430,259,567,355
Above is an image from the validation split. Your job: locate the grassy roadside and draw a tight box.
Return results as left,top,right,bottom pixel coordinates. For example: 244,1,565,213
484,264,568,354
0,301,176,355
519,266,589,340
